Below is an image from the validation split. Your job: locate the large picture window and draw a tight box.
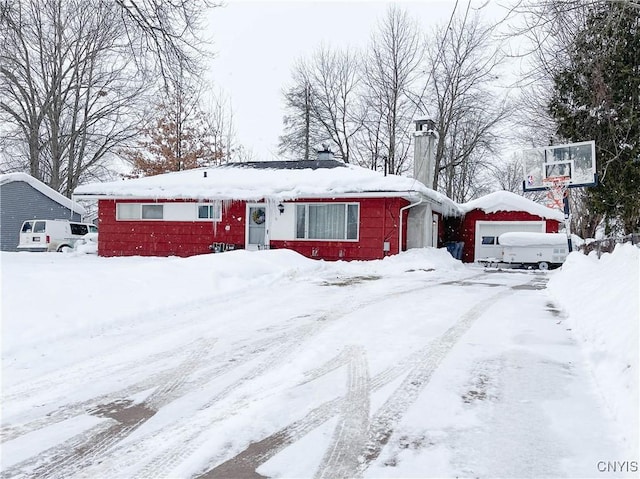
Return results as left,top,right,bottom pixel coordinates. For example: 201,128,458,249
295,203,359,240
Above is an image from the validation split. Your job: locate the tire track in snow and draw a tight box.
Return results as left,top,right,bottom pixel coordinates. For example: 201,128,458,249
2,280,319,435
314,346,370,479
2,337,217,479
200,283,519,479
6,271,493,479
354,288,515,477
2,315,317,445
130,310,350,479
123,273,483,478
1,337,211,443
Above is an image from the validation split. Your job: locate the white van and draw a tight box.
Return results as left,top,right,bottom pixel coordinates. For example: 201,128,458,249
18,219,98,252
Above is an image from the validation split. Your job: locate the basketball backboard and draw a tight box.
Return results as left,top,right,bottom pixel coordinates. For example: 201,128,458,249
522,140,597,192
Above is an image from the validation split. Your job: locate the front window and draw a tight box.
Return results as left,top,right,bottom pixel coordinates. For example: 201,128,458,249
295,203,359,240
141,204,163,219
117,203,140,220
197,202,222,221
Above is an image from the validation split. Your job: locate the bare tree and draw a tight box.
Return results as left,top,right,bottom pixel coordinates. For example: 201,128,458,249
278,64,323,160
279,46,363,163
0,0,147,195
204,88,237,164
426,9,511,200
304,45,363,164
504,1,595,147
115,0,218,82
0,0,216,195
361,5,425,174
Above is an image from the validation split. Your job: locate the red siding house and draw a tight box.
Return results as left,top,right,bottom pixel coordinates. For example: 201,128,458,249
73,159,458,261
458,191,564,263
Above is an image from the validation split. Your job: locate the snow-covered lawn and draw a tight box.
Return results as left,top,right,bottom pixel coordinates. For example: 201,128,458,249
1,246,637,478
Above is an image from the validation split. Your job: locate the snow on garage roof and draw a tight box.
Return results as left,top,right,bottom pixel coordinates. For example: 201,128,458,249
459,191,565,222
73,162,460,214
0,172,86,215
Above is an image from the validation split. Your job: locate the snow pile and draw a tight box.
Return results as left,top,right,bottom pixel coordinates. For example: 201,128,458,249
547,244,639,455
73,233,98,254
1,247,460,364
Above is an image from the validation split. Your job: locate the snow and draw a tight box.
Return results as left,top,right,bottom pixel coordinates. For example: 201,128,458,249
1,246,637,477
0,172,86,216
459,190,565,222
547,244,640,457
72,163,460,215
499,232,569,246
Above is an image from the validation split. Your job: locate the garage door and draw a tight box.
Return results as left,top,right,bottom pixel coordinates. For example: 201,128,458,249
475,221,545,261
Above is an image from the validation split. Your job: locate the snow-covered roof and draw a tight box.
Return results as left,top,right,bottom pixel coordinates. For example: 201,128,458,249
0,172,86,215
73,162,460,214
459,191,565,222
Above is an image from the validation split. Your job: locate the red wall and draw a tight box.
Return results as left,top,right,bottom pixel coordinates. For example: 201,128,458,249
460,209,560,263
271,197,409,261
97,197,410,261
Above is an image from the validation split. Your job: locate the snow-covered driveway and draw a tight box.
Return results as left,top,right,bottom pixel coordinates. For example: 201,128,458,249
0,250,632,478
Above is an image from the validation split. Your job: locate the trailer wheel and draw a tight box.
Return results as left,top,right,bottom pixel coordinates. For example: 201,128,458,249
538,261,549,271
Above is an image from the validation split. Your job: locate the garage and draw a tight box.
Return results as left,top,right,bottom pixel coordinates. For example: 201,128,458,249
474,220,545,262
459,191,564,263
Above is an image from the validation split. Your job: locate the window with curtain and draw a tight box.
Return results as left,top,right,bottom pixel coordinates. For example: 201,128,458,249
295,203,359,240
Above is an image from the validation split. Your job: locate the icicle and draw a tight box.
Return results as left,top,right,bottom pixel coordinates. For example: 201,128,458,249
222,199,234,216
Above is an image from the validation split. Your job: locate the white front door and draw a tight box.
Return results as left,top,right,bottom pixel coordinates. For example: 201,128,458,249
246,204,268,250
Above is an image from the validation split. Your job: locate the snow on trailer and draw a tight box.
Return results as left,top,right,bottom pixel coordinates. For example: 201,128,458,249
498,232,570,270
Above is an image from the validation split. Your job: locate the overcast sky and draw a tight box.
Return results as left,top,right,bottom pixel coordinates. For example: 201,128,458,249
206,1,509,160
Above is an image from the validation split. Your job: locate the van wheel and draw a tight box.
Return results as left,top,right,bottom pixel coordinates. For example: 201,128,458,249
538,261,549,271
57,245,71,253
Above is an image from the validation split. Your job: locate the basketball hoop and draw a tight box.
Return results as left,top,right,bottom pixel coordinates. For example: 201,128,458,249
544,176,570,210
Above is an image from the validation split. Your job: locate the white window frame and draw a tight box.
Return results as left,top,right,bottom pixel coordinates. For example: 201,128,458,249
295,202,359,241
196,202,222,221
117,203,164,220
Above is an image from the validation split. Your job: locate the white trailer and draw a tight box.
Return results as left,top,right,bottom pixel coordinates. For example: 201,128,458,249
498,232,571,270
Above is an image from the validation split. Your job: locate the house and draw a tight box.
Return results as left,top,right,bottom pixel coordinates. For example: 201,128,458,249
73,137,459,260
456,191,565,263
73,159,457,260
0,173,86,251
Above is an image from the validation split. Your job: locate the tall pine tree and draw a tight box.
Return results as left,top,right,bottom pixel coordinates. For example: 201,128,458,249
549,2,640,235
